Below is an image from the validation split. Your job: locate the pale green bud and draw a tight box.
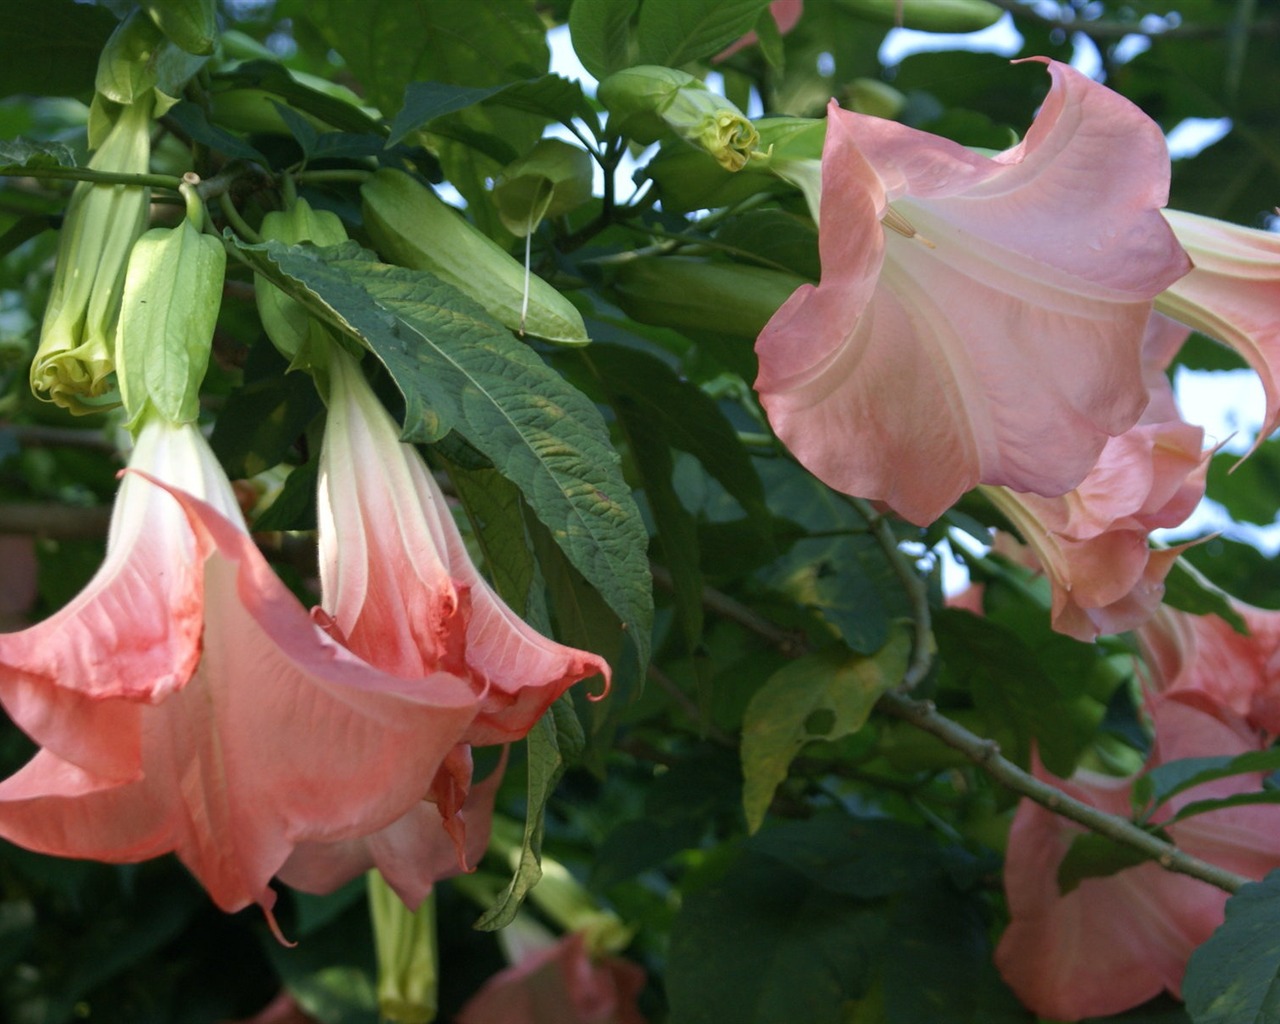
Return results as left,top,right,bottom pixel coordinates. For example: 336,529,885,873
32,96,153,413
255,197,349,365
848,78,906,119
368,872,438,1024
599,65,758,172
493,139,594,238
115,202,226,431
96,7,207,108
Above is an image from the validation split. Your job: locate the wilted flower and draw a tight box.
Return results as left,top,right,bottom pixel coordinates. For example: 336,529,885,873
755,58,1191,525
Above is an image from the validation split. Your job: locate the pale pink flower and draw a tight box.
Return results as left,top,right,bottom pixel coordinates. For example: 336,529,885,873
456,930,647,1024
0,420,482,930
996,692,1280,1020
755,58,1191,525
981,316,1208,640
713,0,803,61
1157,209,1280,454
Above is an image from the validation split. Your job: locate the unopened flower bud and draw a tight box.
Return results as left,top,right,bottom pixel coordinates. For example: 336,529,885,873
493,139,593,238
599,65,758,171
31,96,153,413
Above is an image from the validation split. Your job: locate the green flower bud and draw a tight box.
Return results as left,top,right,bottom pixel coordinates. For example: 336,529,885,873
848,78,906,119
599,65,758,172
493,139,594,238
611,257,806,340
143,0,218,56
31,96,153,413
368,872,438,1024
842,0,1003,31
96,7,207,108
361,168,590,346
115,194,226,431
255,196,349,365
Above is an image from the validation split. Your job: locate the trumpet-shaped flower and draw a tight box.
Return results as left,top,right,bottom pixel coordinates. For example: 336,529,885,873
996,692,1280,1020
300,350,609,898
317,349,609,747
755,58,1191,525
981,315,1208,640
0,419,482,926
1157,209,1280,454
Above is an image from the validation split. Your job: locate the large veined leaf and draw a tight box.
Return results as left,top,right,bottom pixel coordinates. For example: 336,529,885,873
232,238,652,672
636,0,773,68
570,0,638,80
1185,870,1280,1024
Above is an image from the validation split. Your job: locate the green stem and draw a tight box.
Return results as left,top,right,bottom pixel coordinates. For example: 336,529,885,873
1,165,184,190
850,497,934,690
219,191,261,243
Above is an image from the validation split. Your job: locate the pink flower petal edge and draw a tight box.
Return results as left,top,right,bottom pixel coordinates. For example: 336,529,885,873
755,58,1191,525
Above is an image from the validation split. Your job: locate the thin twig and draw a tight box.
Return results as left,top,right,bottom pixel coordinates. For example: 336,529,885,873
876,691,1250,894
690,573,1250,895
1,166,184,190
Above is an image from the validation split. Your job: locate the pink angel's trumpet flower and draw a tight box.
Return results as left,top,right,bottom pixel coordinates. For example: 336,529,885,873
456,927,648,1024
309,349,609,890
316,348,610,745
714,0,803,61
981,316,1209,641
1157,209,1280,455
1139,602,1280,737
755,58,1191,526
996,691,1280,1021
0,419,482,932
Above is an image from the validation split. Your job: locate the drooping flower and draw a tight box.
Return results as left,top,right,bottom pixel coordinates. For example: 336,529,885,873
1139,602,1280,737
0,418,482,927
317,347,609,747
456,928,648,1024
1157,209,1280,454
294,348,609,899
980,314,1208,640
754,58,1192,525
996,691,1280,1020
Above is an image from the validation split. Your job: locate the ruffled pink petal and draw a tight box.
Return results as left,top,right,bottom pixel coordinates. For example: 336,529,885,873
755,59,1190,525
0,420,240,780
318,350,609,746
277,748,507,909
1158,209,1280,453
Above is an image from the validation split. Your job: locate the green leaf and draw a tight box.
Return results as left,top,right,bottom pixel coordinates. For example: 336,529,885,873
233,238,652,672
741,636,909,832
1184,870,1280,1024
0,0,117,100
387,82,508,145
213,60,384,136
1138,750,1280,817
1057,832,1155,895
0,137,76,171
1207,445,1280,527
668,844,883,1024
475,698,583,930
1164,558,1250,635
636,0,773,69
570,0,638,79
937,608,1106,776
165,100,268,163
251,459,318,534
388,75,593,148
301,0,549,120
